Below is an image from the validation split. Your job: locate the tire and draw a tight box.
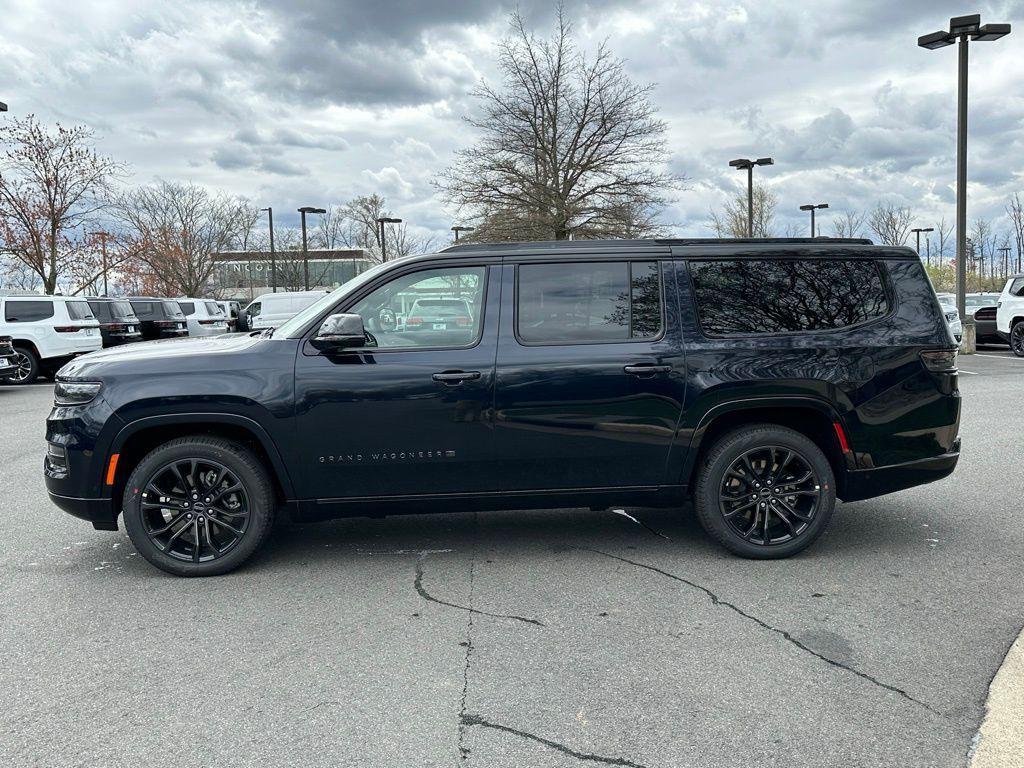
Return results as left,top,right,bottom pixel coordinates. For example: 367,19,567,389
694,424,836,559
122,436,276,577
7,346,40,385
1011,321,1024,358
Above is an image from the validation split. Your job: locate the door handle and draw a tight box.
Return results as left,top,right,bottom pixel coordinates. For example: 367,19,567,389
623,364,672,376
432,370,482,384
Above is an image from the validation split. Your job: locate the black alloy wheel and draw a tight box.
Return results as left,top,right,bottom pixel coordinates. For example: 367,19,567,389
1011,321,1024,357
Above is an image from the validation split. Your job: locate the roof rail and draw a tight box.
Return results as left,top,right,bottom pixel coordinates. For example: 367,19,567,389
441,237,875,253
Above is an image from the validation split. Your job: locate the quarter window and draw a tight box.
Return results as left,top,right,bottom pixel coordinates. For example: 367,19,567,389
347,266,486,349
690,259,890,336
516,261,662,344
4,300,54,322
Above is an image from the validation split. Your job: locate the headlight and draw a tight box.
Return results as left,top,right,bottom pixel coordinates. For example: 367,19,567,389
54,380,102,406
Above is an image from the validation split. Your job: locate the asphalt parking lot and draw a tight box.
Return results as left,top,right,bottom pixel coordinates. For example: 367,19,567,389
1,351,1022,768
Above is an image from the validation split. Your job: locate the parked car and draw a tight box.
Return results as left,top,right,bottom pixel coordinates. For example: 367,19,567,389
46,237,961,577
935,293,963,343
996,273,1024,356
242,291,327,331
128,298,189,341
404,297,475,333
176,298,229,337
0,335,17,381
87,298,143,348
218,301,242,332
965,292,1004,346
0,293,102,384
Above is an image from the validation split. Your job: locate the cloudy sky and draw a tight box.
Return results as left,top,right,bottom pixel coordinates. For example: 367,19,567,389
2,0,1022,245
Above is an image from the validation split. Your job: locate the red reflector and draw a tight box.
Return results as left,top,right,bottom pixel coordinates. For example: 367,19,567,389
833,422,851,453
105,454,120,485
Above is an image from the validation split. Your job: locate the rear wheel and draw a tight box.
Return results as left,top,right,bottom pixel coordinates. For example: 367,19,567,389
123,436,275,576
7,347,40,385
1011,321,1024,357
694,424,836,559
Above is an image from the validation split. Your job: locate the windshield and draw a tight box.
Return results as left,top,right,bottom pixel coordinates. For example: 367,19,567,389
276,259,397,338
110,301,136,318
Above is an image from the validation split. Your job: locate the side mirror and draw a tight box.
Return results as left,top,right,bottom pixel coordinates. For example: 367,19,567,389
313,313,366,350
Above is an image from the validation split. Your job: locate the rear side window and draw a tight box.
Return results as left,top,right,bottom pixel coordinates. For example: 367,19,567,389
66,301,95,321
689,259,890,336
1009,278,1024,297
130,301,155,318
517,261,663,344
177,301,196,315
4,300,54,322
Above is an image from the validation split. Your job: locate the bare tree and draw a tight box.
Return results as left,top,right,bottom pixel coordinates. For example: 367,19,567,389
0,115,125,294
1007,193,1024,274
709,184,777,238
933,217,954,265
117,180,253,297
868,201,913,246
437,8,680,241
970,217,997,279
831,209,866,239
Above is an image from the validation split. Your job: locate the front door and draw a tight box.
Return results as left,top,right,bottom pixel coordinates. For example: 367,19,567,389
294,262,499,501
493,259,686,492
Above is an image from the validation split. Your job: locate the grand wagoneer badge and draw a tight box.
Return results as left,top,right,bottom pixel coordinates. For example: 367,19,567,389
319,449,457,464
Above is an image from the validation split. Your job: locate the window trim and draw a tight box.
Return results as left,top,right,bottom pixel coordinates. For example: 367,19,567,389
686,257,895,340
512,260,666,348
301,263,491,355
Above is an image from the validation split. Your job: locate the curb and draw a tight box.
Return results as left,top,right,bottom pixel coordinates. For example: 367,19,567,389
969,627,1024,768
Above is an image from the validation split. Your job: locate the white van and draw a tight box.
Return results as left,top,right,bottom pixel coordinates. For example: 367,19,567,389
0,293,103,384
244,291,327,330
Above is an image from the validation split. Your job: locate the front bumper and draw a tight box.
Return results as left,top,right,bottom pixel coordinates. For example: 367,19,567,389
47,490,118,530
841,438,960,502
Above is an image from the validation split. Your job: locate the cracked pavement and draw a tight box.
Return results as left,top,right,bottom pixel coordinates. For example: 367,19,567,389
1,350,1022,767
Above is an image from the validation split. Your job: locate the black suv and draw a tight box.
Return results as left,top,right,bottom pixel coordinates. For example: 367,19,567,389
0,335,16,380
46,239,961,576
87,298,143,348
127,298,188,340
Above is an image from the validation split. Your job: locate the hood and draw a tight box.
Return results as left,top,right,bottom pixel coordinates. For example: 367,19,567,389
58,332,269,379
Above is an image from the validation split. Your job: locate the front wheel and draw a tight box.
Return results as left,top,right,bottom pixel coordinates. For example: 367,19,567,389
123,436,275,576
694,424,836,559
1011,321,1024,357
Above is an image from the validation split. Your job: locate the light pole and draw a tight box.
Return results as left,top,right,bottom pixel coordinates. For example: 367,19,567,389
729,157,774,237
298,206,326,291
88,231,111,295
260,207,278,293
799,203,829,238
998,246,1011,278
919,13,1010,319
911,227,935,265
451,225,475,242
376,217,402,261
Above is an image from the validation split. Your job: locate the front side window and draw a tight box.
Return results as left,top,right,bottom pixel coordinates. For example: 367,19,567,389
347,266,486,349
247,302,262,318
690,259,890,336
516,261,662,344
4,300,54,322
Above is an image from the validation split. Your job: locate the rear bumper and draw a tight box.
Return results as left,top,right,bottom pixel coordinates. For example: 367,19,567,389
47,490,118,530
841,438,960,502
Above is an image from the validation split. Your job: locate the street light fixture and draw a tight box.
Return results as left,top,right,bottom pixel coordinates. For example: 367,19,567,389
919,13,1011,319
911,227,935,264
451,226,475,242
260,207,278,293
298,206,326,291
0,102,7,112
376,217,402,261
798,203,829,238
729,157,773,237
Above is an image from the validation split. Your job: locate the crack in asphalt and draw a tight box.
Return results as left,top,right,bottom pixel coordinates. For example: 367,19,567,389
461,714,652,768
456,524,477,762
585,548,945,719
414,554,544,627
610,509,673,540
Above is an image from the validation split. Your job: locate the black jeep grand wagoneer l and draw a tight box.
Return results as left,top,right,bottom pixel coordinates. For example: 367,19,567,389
46,238,960,576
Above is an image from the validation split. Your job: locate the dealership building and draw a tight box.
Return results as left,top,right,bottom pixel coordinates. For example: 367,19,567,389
210,249,375,302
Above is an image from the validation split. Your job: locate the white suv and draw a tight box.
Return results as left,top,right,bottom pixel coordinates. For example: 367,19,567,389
176,298,229,337
0,294,103,384
996,274,1024,356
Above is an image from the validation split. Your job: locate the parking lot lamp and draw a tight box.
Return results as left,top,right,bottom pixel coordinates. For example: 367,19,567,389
260,208,277,293
376,217,402,261
451,225,475,242
0,101,7,112
298,206,326,290
911,227,935,264
919,13,1011,319
729,157,773,237
798,203,828,238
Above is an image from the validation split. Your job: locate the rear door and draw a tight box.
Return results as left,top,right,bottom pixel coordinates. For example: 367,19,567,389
493,257,686,492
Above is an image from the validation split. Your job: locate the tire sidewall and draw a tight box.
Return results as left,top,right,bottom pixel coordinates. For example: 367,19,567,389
696,427,836,559
1012,322,1024,357
123,439,273,577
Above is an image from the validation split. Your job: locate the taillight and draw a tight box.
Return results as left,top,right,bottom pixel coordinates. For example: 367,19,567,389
920,349,958,372
154,320,175,328
102,323,127,331
406,316,423,326
54,326,80,333
198,319,219,325
455,316,471,326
